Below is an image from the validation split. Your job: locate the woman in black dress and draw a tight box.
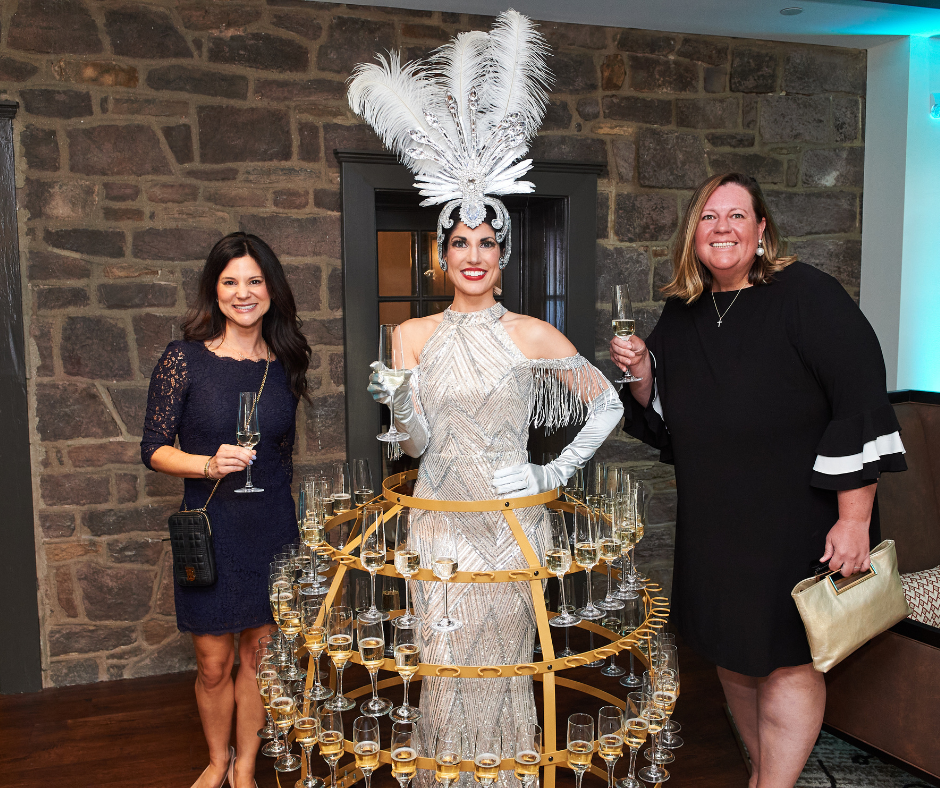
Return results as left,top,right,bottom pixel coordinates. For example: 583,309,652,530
611,173,906,788
142,233,310,788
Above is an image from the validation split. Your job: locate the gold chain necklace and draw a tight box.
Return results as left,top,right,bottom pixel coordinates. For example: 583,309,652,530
711,288,743,327
214,333,268,360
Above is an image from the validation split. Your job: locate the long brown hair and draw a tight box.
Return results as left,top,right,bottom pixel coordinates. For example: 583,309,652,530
661,172,796,304
181,232,312,401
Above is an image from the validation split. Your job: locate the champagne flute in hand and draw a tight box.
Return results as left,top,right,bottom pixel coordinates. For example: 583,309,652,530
514,723,541,788
377,324,410,443
391,618,422,722
611,285,641,384
567,713,594,788
235,391,263,492
391,721,419,788
547,511,580,629
430,520,462,632
353,716,381,788
357,615,393,717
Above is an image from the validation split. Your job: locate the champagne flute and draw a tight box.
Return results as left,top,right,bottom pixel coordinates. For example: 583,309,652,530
561,466,584,503
623,482,649,593
435,725,463,788
323,605,355,711
600,610,626,678
573,505,603,620
360,503,387,623
547,510,580,628
430,519,462,632
558,573,577,657
611,285,641,383
393,508,420,626
598,706,624,788
235,391,263,493
300,598,333,702
358,615,393,716
257,664,283,755
619,598,643,690
567,713,594,788
656,645,684,748
318,708,345,788
377,324,410,443
331,462,352,513
391,721,419,788
391,617,422,722
354,716,381,788
514,723,541,788
294,708,325,788
616,693,649,788
638,680,671,784
271,692,301,772
352,458,374,506
275,581,304,682
596,498,625,613
474,726,501,787
613,491,640,601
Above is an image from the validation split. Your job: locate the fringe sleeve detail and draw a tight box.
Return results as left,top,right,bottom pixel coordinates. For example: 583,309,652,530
527,355,616,431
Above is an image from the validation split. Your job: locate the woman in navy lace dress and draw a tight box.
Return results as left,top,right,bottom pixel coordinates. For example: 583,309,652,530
142,233,310,788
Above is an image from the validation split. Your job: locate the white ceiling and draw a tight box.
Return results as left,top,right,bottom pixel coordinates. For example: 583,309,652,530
340,0,940,48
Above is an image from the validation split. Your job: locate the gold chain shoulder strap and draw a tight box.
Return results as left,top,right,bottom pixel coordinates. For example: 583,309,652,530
191,349,272,513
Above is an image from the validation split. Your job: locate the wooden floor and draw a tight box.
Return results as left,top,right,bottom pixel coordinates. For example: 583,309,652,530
0,635,750,788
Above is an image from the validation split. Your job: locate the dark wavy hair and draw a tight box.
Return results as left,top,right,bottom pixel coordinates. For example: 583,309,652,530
181,232,312,401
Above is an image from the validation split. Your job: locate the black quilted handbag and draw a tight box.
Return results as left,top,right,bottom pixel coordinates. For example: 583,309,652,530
168,491,219,587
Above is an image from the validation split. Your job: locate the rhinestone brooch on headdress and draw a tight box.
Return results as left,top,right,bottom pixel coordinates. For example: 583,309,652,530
348,9,552,270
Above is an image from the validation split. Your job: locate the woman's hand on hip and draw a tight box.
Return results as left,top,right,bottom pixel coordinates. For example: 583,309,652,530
610,335,652,379
208,444,255,479
820,517,871,577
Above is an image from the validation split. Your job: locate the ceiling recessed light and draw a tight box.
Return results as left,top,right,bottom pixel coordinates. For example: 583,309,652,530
780,6,803,14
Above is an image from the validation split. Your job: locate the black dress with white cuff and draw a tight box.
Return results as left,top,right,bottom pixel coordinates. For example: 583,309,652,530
621,261,906,677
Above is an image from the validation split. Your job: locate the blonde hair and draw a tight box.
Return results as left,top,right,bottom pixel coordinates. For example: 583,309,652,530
661,172,797,304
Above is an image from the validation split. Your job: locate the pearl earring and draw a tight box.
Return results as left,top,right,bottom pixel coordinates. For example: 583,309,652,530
755,236,765,257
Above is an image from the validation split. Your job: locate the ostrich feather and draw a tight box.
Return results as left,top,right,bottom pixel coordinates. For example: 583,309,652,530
481,9,551,140
347,52,443,176
432,30,489,143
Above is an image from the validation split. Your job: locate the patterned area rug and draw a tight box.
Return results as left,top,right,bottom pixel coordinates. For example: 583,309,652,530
796,732,937,788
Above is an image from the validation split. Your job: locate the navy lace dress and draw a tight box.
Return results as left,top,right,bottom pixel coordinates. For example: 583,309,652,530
142,340,299,635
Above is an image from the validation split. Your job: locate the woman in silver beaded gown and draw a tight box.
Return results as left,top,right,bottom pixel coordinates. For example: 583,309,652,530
369,212,623,787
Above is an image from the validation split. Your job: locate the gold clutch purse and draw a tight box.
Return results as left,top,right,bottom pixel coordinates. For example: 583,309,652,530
791,539,911,673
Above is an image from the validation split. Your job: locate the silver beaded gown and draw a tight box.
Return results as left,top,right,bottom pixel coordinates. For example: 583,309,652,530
408,303,613,786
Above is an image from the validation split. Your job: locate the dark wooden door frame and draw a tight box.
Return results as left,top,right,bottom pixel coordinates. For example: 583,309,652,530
337,150,601,472
0,99,43,693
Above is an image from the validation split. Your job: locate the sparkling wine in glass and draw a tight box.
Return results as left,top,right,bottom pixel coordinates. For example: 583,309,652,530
474,726,502,788
294,713,325,788
435,725,463,788
430,520,462,632
574,505,604,620
598,706,624,788
393,508,420,627
377,324,410,443
300,598,333,702
514,723,541,788
270,692,301,772
548,511,580,628
567,713,594,788
352,458,374,506
323,605,355,712
354,716,381,788
331,462,352,513
360,503,387,623
391,618,422,722
617,693,649,788
235,391,263,493
612,285,641,384
318,708,345,788
391,721,419,788
357,615,393,717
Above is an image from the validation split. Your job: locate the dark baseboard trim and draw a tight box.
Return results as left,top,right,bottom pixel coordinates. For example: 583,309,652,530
821,724,940,786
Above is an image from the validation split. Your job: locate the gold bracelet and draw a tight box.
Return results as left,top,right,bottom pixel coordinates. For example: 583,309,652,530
204,458,214,480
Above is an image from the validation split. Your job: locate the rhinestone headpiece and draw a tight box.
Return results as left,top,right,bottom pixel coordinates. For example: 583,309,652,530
348,9,552,270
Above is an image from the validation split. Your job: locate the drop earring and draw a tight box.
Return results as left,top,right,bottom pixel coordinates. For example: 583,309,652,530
755,236,765,257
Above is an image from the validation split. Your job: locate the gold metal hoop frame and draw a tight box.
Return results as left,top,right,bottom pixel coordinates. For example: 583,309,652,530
294,470,668,788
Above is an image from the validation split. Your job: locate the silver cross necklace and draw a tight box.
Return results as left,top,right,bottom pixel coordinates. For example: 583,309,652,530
712,288,743,327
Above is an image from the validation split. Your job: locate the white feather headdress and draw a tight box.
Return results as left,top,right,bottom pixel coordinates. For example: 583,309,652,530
348,9,552,269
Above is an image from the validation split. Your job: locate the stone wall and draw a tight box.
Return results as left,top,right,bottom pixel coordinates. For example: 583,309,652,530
0,0,865,686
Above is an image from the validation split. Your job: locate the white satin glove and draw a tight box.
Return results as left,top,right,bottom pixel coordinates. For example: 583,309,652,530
491,387,624,497
367,362,428,458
